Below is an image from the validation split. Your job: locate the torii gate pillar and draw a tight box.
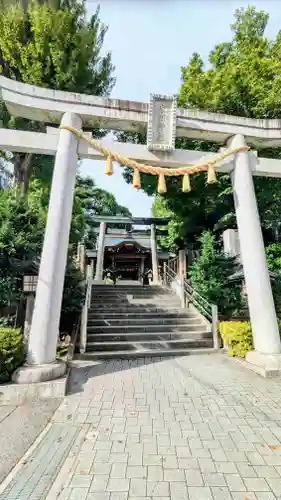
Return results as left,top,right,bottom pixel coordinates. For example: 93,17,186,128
1,76,281,378
13,112,82,384
230,134,281,376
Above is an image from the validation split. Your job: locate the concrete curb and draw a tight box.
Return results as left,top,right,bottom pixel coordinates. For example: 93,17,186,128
0,371,69,405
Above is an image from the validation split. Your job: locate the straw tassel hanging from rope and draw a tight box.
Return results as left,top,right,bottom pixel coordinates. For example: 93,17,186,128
157,173,167,194
207,164,217,184
133,168,141,189
105,155,113,175
182,173,191,193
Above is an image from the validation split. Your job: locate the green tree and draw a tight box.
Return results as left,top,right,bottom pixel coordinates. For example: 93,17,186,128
152,195,183,251
0,181,47,307
189,231,243,317
75,175,132,248
177,6,281,241
119,7,281,250
0,175,131,310
266,243,281,316
0,0,115,193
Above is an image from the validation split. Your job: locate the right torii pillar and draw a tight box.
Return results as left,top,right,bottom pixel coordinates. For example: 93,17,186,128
150,223,159,283
230,134,281,377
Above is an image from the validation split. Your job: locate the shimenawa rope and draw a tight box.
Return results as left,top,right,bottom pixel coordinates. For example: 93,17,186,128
60,125,250,194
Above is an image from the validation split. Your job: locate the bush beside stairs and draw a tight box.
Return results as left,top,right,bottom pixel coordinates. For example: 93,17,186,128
79,283,215,359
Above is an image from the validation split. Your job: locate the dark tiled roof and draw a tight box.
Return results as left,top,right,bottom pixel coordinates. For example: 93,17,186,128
104,235,151,249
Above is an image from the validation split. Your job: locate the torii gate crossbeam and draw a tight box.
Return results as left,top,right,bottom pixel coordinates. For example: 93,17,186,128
0,75,281,380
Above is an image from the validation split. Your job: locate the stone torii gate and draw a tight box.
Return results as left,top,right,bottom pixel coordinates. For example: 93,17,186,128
1,76,281,381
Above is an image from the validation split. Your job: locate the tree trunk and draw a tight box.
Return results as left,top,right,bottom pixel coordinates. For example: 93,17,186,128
13,152,33,197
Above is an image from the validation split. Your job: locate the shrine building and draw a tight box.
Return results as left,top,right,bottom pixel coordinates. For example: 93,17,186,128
86,216,172,283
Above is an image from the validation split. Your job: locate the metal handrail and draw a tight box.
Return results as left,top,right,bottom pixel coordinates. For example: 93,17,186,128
183,281,212,320
163,262,219,350
184,281,211,310
79,278,91,354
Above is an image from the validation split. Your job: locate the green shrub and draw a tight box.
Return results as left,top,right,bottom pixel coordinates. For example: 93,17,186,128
219,321,253,358
60,263,85,335
189,231,243,318
0,327,25,383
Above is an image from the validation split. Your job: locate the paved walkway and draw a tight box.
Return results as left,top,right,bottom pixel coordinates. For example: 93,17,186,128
0,398,61,484
2,354,281,499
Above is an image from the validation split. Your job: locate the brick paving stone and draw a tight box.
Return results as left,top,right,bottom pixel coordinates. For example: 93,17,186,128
86,494,110,500
210,486,232,499
203,472,226,487
231,493,257,500
246,453,266,466
70,488,89,499
178,457,198,470
265,477,281,496
147,465,163,481
169,481,188,499
70,474,92,488
163,469,185,482
162,456,178,469
89,475,109,492
143,454,163,466
198,458,217,473
126,466,147,479
109,494,128,500
216,462,238,474
236,463,257,478
243,477,271,492
147,481,169,496
224,473,246,491
110,463,127,478
255,494,277,500
188,486,213,499
253,465,280,478
185,469,203,486
4,355,281,500
211,449,228,462
129,479,147,497
107,479,130,492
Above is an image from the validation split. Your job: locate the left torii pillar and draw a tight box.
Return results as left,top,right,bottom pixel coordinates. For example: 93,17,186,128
13,112,82,383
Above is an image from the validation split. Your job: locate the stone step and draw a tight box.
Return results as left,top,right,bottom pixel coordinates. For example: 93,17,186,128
92,287,172,297
86,338,213,352
87,323,208,334
88,307,195,315
89,306,183,314
87,316,203,326
88,311,198,320
90,295,180,301
91,294,175,300
91,285,157,289
87,331,212,342
86,284,211,359
90,301,181,311
78,347,217,360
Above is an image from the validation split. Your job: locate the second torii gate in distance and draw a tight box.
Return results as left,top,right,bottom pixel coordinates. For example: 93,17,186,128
92,216,171,284
1,75,281,380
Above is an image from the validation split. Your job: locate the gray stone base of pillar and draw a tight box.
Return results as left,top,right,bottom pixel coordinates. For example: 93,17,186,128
12,360,66,384
245,351,281,378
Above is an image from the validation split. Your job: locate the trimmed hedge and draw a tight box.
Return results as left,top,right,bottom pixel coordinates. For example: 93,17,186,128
219,321,253,358
0,327,25,383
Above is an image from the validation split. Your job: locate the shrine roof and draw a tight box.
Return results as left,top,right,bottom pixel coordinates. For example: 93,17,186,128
104,234,152,249
93,216,171,226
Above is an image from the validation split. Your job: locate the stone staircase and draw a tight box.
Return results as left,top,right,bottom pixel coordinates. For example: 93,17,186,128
80,282,214,359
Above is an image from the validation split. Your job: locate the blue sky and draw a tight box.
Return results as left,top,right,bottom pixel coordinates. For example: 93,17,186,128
81,0,281,217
